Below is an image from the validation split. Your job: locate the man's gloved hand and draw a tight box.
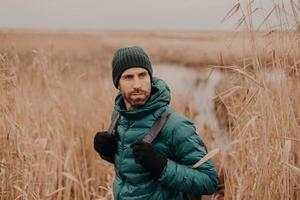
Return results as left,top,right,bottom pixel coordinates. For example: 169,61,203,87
94,131,117,163
130,141,167,177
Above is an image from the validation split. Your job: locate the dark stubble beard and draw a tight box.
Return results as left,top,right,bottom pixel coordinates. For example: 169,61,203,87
125,89,150,109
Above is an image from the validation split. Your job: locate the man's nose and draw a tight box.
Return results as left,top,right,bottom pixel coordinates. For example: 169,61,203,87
133,77,142,88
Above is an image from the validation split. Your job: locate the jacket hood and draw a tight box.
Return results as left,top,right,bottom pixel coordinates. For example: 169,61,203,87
114,77,171,119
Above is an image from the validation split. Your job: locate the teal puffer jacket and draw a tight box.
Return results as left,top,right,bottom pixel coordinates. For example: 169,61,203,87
112,77,218,200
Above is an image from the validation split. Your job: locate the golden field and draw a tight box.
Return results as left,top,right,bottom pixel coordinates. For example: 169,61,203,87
0,29,299,200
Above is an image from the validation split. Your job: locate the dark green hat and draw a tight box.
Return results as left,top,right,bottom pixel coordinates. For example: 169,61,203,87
112,46,152,88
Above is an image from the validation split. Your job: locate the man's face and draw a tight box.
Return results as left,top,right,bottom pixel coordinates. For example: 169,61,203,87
118,67,151,110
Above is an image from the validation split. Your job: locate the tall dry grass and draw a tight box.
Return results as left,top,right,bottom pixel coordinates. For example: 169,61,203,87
1,48,116,199
208,0,300,199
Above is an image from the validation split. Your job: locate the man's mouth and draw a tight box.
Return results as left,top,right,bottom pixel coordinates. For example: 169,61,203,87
130,91,145,95
131,93,143,95
131,93,144,96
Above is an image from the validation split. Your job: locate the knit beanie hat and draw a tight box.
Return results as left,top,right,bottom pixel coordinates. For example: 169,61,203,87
112,46,153,88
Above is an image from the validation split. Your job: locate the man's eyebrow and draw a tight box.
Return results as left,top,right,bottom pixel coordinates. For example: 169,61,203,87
138,71,147,75
122,74,133,77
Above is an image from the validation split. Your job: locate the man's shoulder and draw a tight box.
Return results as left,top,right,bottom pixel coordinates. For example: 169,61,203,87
161,109,198,143
165,109,195,130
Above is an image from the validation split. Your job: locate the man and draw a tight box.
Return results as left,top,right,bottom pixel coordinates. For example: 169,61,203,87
94,46,218,200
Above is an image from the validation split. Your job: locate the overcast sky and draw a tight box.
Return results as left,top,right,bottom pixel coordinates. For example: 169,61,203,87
0,0,285,31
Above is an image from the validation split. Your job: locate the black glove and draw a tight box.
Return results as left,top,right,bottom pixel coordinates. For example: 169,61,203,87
130,141,167,177
94,131,117,163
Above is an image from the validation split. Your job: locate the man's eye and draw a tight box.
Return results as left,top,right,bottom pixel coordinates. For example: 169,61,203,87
139,73,147,78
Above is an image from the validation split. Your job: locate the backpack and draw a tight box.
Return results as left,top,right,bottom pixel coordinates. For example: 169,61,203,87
108,109,173,144
107,109,210,200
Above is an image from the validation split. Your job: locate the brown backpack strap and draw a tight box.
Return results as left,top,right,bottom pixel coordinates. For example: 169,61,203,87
108,112,120,136
143,109,172,143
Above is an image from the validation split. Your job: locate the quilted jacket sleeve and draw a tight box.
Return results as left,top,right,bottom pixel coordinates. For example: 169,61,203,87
158,117,219,196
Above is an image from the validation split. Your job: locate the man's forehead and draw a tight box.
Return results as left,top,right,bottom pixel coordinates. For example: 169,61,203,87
121,67,148,76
